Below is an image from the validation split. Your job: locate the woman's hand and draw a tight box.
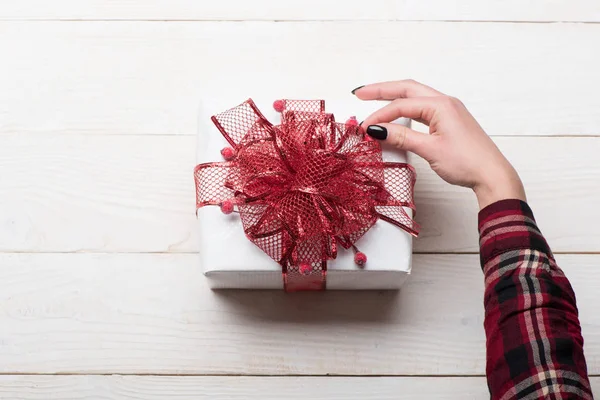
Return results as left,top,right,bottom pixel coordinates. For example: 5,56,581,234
354,80,526,210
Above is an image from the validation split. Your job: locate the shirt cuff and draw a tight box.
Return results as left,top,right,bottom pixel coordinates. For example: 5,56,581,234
478,199,552,267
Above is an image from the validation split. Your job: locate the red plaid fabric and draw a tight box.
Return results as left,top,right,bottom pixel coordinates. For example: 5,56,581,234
480,199,593,399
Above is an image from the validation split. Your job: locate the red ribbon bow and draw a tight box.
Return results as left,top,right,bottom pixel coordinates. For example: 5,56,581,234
194,99,419,291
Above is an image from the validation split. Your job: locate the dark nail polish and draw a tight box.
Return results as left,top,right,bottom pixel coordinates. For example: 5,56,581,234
366,125,387,140
359,120,364,127
351,85,365,95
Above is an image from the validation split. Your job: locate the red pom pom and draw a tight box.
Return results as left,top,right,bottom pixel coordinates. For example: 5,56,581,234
220,147,235,161
354,252,367,266
299,263,311,275
273,99,285,113
220,200,234,215
345,116,358,126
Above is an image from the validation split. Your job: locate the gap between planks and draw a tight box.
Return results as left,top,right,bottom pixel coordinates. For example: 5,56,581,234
1,251,599,255
3,132,600,137
1,19,600,23
0,373,598,378
0,373,488,377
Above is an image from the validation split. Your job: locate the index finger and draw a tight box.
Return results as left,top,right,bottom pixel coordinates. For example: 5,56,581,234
354,80,443,101
361,97,442,127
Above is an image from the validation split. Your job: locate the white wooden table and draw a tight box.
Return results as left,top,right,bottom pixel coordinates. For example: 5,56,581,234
1,1,599,398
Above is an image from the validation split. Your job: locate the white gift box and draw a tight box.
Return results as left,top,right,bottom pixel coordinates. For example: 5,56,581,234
196,97,414,290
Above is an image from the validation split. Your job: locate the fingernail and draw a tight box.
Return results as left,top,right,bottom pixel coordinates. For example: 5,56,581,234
359,120,364,127
351,85,365,95
366,125,387,140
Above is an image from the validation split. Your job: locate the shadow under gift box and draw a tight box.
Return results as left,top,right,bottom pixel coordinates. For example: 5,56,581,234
196,97,414,290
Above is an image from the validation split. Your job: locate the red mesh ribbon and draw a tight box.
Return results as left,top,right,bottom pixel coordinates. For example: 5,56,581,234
194,99,419,292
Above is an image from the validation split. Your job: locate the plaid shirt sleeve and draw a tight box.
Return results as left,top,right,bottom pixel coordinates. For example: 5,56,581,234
479,199,593,399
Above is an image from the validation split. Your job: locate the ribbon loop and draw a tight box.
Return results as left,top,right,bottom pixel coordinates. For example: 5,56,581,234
194,162,236,208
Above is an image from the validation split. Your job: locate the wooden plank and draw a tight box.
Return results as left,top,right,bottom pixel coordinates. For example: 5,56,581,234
1,376,597,399
5,376,596,399
1,135,598,253
0,135,195,253
0,1,599,22
0,376,492,399
413,136,600,252
0,21,599,137
0,253,597,375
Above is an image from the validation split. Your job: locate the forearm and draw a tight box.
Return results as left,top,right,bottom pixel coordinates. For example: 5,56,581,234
479,199,592,399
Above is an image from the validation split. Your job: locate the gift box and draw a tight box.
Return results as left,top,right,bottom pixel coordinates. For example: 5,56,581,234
195,97,418,290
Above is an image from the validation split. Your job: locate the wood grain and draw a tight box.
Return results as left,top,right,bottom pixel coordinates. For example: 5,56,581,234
4,375,599,399
1,21,599,137
0,253,597,375
1,0,599,22
1,135,598,253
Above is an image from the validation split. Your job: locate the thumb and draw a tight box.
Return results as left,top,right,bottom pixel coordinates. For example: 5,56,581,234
365,123,432,160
